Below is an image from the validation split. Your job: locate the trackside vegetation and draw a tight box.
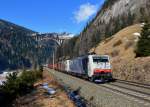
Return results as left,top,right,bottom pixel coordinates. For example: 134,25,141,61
0,66,43,106
136,23,150,57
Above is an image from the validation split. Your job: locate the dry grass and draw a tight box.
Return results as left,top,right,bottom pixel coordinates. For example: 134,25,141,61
112,57,150,84
90,24,142,61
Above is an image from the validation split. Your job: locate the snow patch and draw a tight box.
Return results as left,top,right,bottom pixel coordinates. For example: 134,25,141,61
0,79,6,85
133,32,141,37
140,23,145,27
133,32,141,42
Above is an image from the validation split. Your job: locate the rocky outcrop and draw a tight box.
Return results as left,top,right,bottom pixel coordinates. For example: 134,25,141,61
78,0,150,55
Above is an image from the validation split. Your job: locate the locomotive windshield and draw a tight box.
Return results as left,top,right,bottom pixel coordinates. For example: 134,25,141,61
93,56,109,63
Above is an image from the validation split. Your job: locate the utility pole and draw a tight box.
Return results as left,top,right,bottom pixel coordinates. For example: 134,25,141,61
53,51,55,69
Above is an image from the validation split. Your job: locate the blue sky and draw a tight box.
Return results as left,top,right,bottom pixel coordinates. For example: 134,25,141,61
0,0,104,34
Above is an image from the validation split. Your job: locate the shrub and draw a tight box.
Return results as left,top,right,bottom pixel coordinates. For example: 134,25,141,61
39,65,43,72
0,69,43,106
111,50,120,57
113,40,122,47
124,41,134,50
0,72,19,97
104,37,113,44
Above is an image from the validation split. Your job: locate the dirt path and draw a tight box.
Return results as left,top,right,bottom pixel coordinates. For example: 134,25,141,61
14,70,75,107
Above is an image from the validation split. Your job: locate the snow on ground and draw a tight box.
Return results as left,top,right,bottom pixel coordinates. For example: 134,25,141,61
133,32,141,37
0,72,9,85
0,76,6,85
140,23,145,27
133,32,141,42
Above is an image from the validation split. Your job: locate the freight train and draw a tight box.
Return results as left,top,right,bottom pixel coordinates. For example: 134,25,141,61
48,54,113,82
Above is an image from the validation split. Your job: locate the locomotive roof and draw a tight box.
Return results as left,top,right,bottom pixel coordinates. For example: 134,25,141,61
73,54,110,59
59,54,110,61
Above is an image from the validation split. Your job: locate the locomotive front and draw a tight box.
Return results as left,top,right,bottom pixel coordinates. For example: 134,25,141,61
88,55,113,82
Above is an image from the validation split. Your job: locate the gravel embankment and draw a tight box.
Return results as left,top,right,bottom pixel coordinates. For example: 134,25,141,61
46,68,149,107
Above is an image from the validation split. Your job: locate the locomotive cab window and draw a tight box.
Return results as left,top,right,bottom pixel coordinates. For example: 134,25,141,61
93,56,109,63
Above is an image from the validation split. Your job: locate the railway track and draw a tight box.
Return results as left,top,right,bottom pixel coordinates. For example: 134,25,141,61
91,78,150,105
80,76,150,106
99,80,150,106
101,84,150,106
46,68,150,106
116,79,150,89
66,73,150,106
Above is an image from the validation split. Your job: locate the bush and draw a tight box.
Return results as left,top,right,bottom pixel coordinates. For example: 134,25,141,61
111,50,120,57
0,72,19,97
0,69,43,106
113,40,122,47
104,37,113,44
136,23,150,57
39,65,43,72
124,41,134,50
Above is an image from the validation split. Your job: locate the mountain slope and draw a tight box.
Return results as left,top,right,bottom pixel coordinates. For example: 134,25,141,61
78,0,150,55
0,19,57,72
0,19,34,34
90,24,150,84
56,0,150,83
90,24,142,60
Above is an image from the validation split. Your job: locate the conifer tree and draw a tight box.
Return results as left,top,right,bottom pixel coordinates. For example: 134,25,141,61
136,23,150,57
